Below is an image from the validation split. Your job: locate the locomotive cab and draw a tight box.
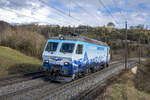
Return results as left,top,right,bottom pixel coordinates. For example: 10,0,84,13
42,36,110,82
42,39,79,82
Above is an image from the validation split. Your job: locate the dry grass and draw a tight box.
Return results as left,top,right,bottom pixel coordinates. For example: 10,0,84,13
96,68,150,100
134,59,150,93
0,26,46,58
107,72,150,100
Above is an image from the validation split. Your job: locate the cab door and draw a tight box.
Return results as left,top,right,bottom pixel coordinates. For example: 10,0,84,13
106,47,110,64
73,44,84,73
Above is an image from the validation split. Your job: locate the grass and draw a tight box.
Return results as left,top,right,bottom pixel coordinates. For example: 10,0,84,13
109,83,150,100
96,68,150,100
134,59,150,93
0,46,42,76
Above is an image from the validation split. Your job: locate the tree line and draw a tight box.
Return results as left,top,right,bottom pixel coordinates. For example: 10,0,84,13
0,21,150,59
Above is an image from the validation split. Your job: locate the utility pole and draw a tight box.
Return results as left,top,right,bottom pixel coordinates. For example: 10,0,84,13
69,0,71,16
125,21,128,70
138,37,141,65
138,29,142,66
73,25,75,34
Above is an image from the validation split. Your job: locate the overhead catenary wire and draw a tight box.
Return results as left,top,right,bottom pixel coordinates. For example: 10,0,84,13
111,0,128,22
134,4,148,27
71,0,101,25
0,0,130,28
0,7,71,25
102,0,128,69
69,0,71,16
109,0,128,29
0,1,82,26
98,0,122,28
39,0,87,25
0,7,36,21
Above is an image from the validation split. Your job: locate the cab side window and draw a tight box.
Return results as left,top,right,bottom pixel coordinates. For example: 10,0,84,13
76,44,83,54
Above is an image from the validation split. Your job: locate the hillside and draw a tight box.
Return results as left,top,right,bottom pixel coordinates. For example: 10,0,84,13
0,21,11,34
103,72,150,100
0,21,150,60
0,46,42,76
96,60,150,100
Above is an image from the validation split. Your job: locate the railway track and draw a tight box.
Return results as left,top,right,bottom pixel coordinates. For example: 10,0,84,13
0,79,58,100
0,71,45,87
0,71,63,100
40,60,137,100
74,62,137,100
0,59,137,100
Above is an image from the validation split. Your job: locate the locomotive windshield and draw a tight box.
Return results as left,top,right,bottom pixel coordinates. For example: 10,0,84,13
45,42,58,52
60,43,75,53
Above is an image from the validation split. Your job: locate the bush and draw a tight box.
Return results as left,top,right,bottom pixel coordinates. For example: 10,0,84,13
134,59,150,93
0,26,46,59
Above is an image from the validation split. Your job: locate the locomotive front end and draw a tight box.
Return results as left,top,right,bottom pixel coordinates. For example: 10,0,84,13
42,39,75,82
43,56,73,76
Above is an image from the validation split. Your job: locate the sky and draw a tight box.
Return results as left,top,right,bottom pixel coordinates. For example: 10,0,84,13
0,0,150,28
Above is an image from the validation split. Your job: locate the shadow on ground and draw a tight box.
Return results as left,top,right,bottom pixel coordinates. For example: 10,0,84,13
133,61,150,94
7,63,41,74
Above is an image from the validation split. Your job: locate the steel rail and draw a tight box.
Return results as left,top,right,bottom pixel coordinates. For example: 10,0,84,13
0,71,44,81
0,59,137,100
0,71,45,87
73,62,137,100
34,59,137,100
0,82,50,100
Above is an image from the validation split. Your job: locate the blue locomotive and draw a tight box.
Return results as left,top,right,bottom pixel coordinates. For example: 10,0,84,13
42,36,110,82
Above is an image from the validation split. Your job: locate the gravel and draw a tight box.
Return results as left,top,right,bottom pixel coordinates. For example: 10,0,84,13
0,78,61,100
0,59,137,100
7,82,62,100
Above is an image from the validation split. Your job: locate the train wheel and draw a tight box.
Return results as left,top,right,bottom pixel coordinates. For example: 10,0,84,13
44,71,51,81
88,68,92,73
101,65,104,69
78,73,83,78
84,68,89,75
72,74,76,81
104,64,107,68
91,67,96,73
75,74,79,80
107,64,109,67
96,66,99,71
97,66,101,71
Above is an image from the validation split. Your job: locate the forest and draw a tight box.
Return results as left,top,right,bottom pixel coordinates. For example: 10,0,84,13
0,21,150,59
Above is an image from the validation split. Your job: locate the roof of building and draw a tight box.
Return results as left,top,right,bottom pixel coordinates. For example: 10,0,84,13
49,36,108,47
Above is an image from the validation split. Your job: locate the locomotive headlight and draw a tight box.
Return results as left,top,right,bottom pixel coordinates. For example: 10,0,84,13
64,62,70,66
44,60,49,64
